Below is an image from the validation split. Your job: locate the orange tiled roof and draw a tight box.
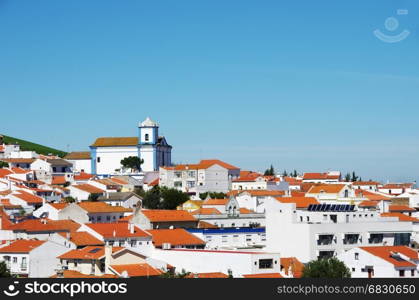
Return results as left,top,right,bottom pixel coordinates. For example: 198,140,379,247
91,137,138,147
13,191,44,204
147,228,205,247
72,184,104,194
281,257,304,278
381,183,414,189
74,172,95,181
11,167,31,174
64,152,91,160
85,223,150,238
389,205,416,212
0,169,13,178
243,273,283,278
290,191,306,197
275,197,319,209
186,272,229,278
109,177,128,185
78,202,131,213
141,209,197,222
198,221,218,229
358,200,379,207
360,246,418,267
110,263,163,277
239,208,255,214
228,190,286,197
10,219,81,233
58,246,123,260
352,181,380,186
51,270,117,278
52,176,67,185
49,203,69,210
355,189,392,201
58,231,104,246
380,212,419,222
307,184,346,194
202,198,228,206
191,208,221,215
0,240,45,253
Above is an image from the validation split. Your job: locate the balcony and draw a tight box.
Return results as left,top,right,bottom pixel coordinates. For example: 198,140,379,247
343,234,360,245
317,235,334,246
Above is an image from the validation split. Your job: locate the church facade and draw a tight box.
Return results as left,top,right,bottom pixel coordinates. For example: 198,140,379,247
90,117,172,175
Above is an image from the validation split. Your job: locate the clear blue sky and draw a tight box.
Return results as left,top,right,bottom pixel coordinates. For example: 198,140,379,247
1,0,418,183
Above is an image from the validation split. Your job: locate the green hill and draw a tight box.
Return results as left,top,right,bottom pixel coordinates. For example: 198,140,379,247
1,135,67,158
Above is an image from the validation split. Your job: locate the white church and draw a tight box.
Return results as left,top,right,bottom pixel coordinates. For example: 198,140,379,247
89,117,172,175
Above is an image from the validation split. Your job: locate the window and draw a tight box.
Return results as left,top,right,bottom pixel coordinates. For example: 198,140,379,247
145,134,149,141
399,270,405,277
130,240,136,247
411,270,415,277
12,257,17,264
352,268,355,272
259,259,273,269
355,253,359,260
106,216,111,221
246,235,252,242
97,216,102,221
97,157,101,163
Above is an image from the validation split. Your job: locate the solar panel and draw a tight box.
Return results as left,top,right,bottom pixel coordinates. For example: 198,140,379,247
350,205,355,211
325,204,331,211
321,204,327,211
307,204,314,211
89,248,101,254
315,205,321,211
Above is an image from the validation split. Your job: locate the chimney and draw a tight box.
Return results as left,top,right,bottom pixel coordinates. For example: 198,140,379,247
104,245,112,274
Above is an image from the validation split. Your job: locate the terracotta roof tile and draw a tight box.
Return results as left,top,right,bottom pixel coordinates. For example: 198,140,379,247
58,246,123,260
242,273,283,278
110,263,163,277
91,137,138,147
64,152,91,160
58,231,104,246
78,202,131,213
85,223,150,238
191,208,221,215
141,209,197,223
146,228,205,247
360,246,418,267
307,184,346,194
0,240,45,253
72,184,104,194
275,197,319,209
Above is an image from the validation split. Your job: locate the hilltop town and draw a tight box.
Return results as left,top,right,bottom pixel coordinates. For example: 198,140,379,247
0,118,418,278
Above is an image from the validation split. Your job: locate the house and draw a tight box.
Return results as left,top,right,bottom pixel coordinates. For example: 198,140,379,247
265,199,413,263
302,171,341,183
64,152,91,173
231,174,289,191
89,118,172,175
152,248,281,277
109,263,163,277
0,158,35,169
352,181,380,192
58,202,131,224
68,184,105,201
231,190,287,213
159,159,240,196
187,227,266,249
57,246,150,277
201,198,229,213
132,209,198,230
9,190,44,211
177,199,203,212
146,228,205,249
9,218,81,240
97,192,142,208
33,202,69,220
305,184,357,203
79,222,153,253
337,246,419,278
379,183,415,196
30,158,73,182
0,239,70,277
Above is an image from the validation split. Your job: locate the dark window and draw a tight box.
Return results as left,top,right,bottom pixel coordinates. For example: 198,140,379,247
145,134,149,141
259,259,273,269
97,157,101,163
399,270,405,277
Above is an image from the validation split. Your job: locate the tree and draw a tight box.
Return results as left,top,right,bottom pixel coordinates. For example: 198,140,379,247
292,170,298,177
264,165,275,176
0,161,9,168
63,196,76,203
159,268,191,278
88,194,100,202
344,173,351,182
160,186,190,210
351,171,358,182
282,170,288,177
142,186,162,209
302,257,351,278
0,261,11,277
199,192,227,200
120,156,144,172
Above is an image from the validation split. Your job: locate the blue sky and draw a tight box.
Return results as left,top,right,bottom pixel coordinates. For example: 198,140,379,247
1,0,418,182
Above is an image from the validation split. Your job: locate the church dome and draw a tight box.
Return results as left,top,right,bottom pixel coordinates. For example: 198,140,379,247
139,117,158,127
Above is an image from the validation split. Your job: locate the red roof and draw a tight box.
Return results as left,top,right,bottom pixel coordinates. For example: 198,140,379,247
58,246,123,260
13,191,44,204
389,205,416,212
191,208,221,215
0,240,45,253
85,223,150,238
52,176,67,185
110,264,162,277
146,228,205,247
58,231,104,246
380,212,419,222
78,202,131,213
74,172,95,181
10,219,81,233
358,200,379,208
275,197,319,209
280,257,304,278
360,246,418,267
72,184,104,194
0,169,13,178
186,272,229,278
141,209,197,223
202,198,228,206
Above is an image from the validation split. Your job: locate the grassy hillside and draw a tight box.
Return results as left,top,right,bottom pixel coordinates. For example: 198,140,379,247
2,135,68,158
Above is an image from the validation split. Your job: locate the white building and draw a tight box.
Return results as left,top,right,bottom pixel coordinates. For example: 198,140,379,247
265,199,413,263
337,246,419,278
64,151,92,173
90,117,172,176
159,159,240,196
